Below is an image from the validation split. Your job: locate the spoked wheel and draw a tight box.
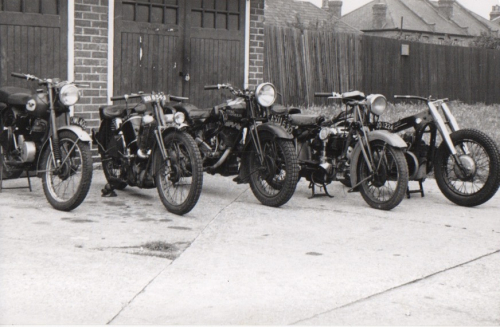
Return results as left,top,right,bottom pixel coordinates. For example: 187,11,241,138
247,133,299,207
435,129,500,207
154,131,203,215
40,131,93,211
1,145,24,179
357,141,408,210
101,132,127,190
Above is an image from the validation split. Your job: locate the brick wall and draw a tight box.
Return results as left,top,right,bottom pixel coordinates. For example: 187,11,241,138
248,0,265,90
74,0,108,130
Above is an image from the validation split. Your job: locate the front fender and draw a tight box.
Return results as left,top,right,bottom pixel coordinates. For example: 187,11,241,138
58,125,92,143
349,130,407,187
254,122,293,140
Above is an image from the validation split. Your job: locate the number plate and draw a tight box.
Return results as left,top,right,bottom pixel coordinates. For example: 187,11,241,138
376,121,393,131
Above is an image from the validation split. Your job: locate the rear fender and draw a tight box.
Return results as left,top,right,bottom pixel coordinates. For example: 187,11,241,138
350,130,406,187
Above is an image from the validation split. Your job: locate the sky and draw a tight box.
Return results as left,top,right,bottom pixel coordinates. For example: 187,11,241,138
301,0,500,20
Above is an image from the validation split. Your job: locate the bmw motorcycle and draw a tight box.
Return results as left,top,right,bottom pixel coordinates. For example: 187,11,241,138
0,72,93,211
171,83,299,207
376,95,500,207
270,91,409,211
92,91,203,215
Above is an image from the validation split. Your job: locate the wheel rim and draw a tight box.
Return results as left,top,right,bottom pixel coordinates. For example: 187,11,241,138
45,138,84,202
442,140,490,195
158,139,194,206
360,144,400,203
252,139,287,196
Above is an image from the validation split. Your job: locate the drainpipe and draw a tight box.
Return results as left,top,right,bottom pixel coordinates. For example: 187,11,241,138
108,1,115,104
68,0,75,116
244,0,250,89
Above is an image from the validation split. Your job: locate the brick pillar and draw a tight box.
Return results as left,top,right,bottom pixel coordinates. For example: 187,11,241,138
248,0,265,90
73,0,109,130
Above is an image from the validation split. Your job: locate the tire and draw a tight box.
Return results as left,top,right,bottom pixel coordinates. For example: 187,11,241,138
1,145,24,179
357,141,408,210
154,131,203,215
434,129,500,207
40,131,93,211
247,133,299,207
100,131,127,190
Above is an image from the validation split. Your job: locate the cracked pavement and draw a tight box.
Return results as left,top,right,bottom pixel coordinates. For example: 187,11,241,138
1,172,499,324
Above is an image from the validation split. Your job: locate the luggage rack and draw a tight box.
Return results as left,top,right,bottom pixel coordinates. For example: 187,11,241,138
0,147,32,192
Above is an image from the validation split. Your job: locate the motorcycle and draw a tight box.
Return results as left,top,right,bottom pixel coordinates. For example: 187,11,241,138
0,72,93,211
270,91,409,211
92,91,203,215
376,95,500,207
171,83,299,207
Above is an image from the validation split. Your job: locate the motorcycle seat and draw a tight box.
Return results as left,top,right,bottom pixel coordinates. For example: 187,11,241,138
289,114,323,126
0,86,33,106
270,104,302,115
173,103,213,122
100,103,147,118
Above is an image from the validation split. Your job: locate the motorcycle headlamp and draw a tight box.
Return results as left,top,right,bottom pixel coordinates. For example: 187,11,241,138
319,127,337,140
366,94,387,116
255,83,277,107
174,112,185,124
26,98,37,111
59,84,80,106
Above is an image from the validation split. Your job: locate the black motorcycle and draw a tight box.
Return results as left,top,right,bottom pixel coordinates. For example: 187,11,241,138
93,92,203,215
270,91,409,211
377,95,500,207
171,83,299,207
0,73,93,211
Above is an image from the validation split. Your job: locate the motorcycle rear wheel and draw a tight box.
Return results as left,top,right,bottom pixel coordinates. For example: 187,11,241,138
435,129,500,207
40,131,93,211
247,133,299,207
1,145,24,179
357,141,408,210
154,131,203,215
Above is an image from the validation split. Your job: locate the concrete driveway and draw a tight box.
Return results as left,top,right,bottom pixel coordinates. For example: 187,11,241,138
0,172,499,325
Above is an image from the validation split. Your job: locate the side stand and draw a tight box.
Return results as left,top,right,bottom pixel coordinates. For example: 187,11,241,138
0,148,32,193
308,181,334,199
406,180,424,199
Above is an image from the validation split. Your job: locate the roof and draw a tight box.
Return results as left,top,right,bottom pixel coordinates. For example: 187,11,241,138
341,0,499,36
264,0,361,33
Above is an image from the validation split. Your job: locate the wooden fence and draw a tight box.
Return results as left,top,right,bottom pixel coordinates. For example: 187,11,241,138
264,25,500,106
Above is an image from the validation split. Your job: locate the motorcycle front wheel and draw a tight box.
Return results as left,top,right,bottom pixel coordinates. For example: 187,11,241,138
154,131,203,215
247,133,299,207
357,141,408,210
435,129,500,207
40,131,93,211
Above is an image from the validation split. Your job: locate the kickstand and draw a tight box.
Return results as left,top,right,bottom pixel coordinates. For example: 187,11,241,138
101,183,117,197
406,180,425,199
308,181,334,199
0,148,32,193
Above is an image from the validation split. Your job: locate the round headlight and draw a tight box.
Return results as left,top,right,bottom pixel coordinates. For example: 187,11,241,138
174,112,185,124
59,84,80,106
367,94,387,116
255,83,277,107
319,128,331,140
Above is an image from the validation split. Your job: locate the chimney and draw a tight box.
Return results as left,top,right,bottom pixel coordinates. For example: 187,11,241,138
321,0,329,10
327,1,343,19
438,0,455,19
490,5,500,21
372,2,387,29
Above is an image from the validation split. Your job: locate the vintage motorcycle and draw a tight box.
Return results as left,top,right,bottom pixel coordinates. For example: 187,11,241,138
270,91,409,211
376,95,500,207
170,83,299,207
92,91,203,215
0,72,93,211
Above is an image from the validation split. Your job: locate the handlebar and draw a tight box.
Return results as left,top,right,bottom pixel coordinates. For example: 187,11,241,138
314,92,333,97
110,94,143,101
394,95,449,103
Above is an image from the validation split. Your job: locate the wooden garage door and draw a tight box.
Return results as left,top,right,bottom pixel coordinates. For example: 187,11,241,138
114,0,246,107
0,0,68,89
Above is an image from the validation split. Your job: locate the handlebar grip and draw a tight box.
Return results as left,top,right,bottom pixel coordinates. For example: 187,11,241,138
11,72,27,79
204,85,220,90
170,95,189,102
314,92,333,97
